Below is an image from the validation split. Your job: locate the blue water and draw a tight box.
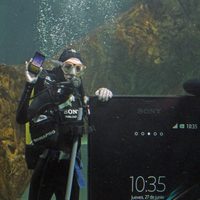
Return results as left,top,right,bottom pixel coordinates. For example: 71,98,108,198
37,0,128,57
0,0,133,64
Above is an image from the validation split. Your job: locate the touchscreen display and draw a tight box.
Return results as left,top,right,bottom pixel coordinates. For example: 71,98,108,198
88,96,200,200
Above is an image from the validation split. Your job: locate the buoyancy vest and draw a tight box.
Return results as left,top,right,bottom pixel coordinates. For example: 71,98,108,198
25,68,86,169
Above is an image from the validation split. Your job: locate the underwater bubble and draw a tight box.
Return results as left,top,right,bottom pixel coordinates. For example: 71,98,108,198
36,0,124,57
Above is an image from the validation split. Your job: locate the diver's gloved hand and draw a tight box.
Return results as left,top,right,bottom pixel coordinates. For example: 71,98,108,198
95,88,113,102
25,58,41,84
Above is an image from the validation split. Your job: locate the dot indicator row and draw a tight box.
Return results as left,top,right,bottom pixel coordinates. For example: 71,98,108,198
134,132,164,136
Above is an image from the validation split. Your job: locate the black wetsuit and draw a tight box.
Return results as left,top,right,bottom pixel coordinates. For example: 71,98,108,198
16,67,85,200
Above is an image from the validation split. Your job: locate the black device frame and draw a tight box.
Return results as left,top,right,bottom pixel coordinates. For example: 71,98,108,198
88,96,200,200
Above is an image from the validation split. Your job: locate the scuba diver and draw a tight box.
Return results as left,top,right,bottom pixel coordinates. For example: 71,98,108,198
16,48,113,200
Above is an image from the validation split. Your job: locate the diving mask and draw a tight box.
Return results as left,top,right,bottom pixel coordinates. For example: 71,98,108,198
61,58,86,76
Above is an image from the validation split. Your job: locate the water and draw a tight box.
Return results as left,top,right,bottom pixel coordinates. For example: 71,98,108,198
36,0,125,57
0,0,134,64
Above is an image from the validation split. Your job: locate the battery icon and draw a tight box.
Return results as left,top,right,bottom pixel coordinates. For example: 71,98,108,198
179,124,185,129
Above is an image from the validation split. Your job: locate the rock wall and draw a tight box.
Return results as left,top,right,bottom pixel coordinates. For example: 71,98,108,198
0,65,31,200
73,1,200,95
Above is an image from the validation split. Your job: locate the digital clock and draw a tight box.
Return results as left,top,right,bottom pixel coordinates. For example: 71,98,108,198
130,176,166,193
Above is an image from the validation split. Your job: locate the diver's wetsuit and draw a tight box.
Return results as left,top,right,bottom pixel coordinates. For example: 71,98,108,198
16,67,85,200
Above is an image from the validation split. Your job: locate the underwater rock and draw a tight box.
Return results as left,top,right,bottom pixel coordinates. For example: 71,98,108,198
0,65,31,200
73,1,200,95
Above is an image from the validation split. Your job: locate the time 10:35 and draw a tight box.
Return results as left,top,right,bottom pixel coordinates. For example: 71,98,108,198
129,176,166,193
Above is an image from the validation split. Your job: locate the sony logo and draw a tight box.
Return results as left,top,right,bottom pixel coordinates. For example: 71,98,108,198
137,108,161,114
64,109,79,115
